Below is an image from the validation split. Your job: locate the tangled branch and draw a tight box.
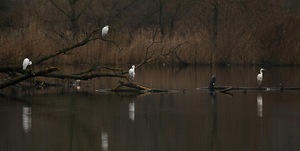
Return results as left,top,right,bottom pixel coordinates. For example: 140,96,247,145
137,27,188,68
0,28,126,89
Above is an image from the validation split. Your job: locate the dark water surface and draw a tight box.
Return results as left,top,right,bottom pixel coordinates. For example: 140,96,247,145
1,65,300,151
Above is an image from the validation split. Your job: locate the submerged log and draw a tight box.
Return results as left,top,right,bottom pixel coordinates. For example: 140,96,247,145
199,86,300,92
102,80,169,93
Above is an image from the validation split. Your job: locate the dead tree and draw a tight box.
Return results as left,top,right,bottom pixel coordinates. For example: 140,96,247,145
0,28,125,89
0,26,188,91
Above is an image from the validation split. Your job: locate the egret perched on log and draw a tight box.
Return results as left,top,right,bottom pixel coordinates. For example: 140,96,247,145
257,68,266,86
129,65,135,80
22,58,32,70
102,25,109,37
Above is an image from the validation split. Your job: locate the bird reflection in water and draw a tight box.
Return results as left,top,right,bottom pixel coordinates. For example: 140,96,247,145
209,83,217,151
257,93,263,117
129,101,135,122
22,106,32,133
101,131,108,151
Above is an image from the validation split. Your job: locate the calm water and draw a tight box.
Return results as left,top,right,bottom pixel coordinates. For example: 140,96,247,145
1,65,300,151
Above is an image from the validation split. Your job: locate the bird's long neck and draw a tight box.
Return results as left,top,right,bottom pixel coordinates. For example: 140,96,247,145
260,70,263,76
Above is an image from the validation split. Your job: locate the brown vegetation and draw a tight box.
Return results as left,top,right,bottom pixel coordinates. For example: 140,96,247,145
0,0,299,65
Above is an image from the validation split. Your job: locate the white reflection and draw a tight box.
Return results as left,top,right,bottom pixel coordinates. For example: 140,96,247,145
257,93,263,117
101,131,108,151
22,106,32,132
129,102,135,121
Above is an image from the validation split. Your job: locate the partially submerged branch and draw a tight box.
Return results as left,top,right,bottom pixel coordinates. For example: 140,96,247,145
0,28,125,89
0,26,186,90
108,80,169,93
45,73,126,80
199,86,300,92
0,67,59,89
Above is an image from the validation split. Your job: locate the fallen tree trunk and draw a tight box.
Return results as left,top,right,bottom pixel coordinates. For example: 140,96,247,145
99,80,169,93
0,67,59,89
0,28,127,90
45,73,125,80
0,27,188,90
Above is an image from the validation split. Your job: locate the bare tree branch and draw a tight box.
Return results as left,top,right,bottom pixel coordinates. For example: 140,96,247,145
49,0,71,18
0,67,59,89
0,28,101,73
33,28,100,65
45,73,125,80
0,27,127,89
137,27,188,68
88,37,122,52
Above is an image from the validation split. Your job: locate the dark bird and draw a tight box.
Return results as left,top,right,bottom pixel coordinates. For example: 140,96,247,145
209,75,216,91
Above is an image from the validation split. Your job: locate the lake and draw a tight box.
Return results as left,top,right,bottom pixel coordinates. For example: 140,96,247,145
1,65,300,151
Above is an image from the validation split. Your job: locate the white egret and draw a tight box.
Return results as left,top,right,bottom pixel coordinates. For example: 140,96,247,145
129,65,135,80
22,58,32,70
257,68,266,86
102,25,109,37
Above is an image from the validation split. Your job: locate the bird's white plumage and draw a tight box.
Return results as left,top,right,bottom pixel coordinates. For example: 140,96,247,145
102,25,109,37
72,80,81,86
22,58,32,70
129,65,135,80
257,68,265,85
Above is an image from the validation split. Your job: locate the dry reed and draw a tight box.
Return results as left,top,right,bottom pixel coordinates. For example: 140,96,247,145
0,17,299,66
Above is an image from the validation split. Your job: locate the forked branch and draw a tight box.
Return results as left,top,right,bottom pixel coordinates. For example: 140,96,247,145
0,28,125,89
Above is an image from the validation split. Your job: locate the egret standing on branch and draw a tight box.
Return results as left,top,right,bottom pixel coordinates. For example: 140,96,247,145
129,65,135,80
22,58,32,70
257,68,266,86
102,25,109,37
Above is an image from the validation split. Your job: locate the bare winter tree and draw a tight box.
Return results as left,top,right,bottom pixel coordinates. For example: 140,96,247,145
0,28,126,89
